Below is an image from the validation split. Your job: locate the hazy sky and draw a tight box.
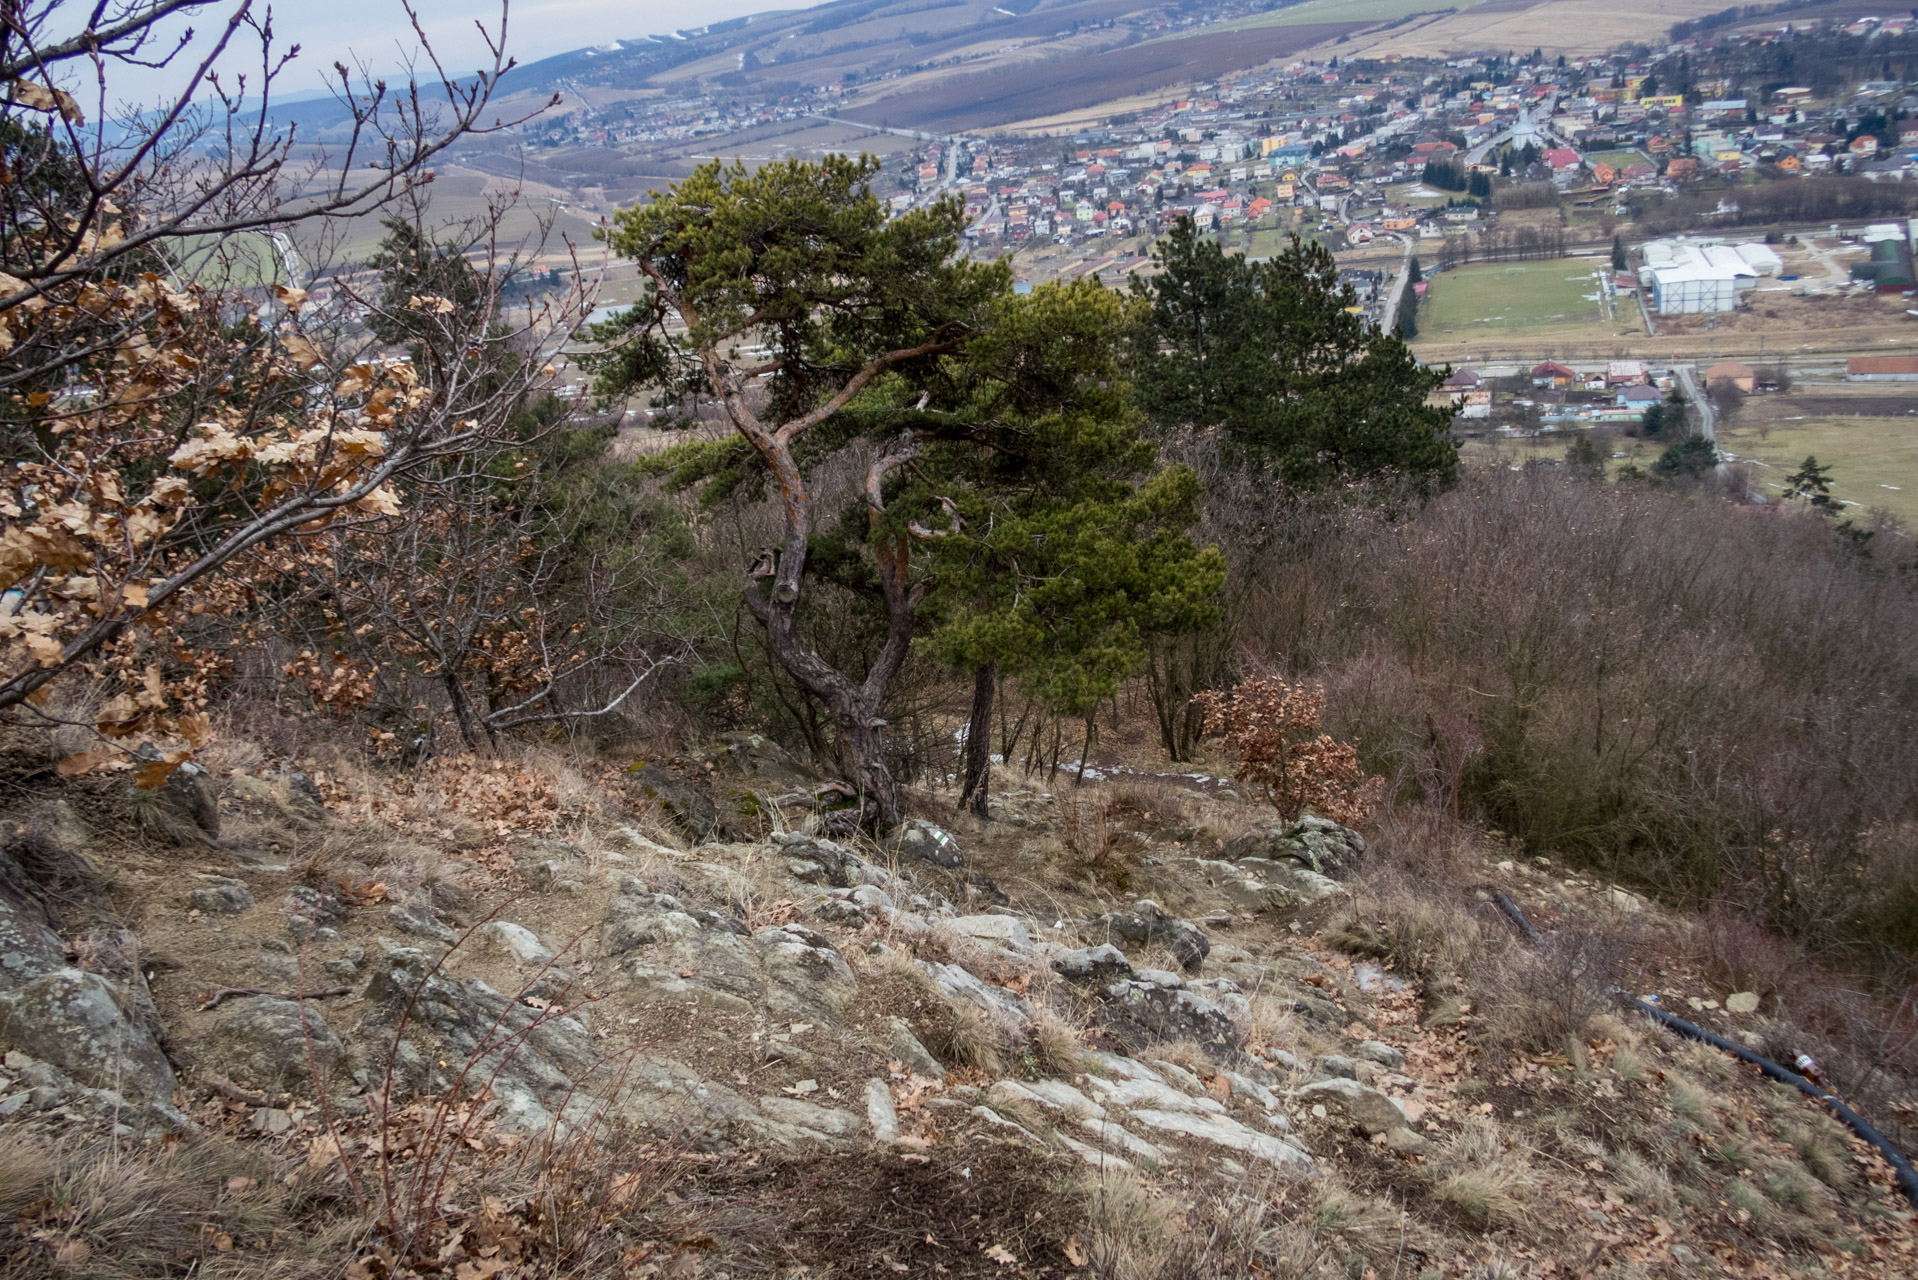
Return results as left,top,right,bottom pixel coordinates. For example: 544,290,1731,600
107,0,827,104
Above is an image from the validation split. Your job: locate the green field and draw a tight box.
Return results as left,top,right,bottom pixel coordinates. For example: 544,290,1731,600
1383,182,1452,208
1584,149,1652,171
1718,413,1918,526
1419,259,1630,338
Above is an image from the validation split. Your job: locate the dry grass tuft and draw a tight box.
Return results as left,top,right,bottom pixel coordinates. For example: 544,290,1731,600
1424,1120,1537,1229
0,1130,363,1279
1611,1150,1680,1215
1024,1011,1089,1079
924,994,1008,1075
1084,1172,1183,1280
1668,1075,1720,1128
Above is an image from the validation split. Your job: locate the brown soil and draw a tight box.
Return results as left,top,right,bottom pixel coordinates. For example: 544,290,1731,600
836,22,1364,133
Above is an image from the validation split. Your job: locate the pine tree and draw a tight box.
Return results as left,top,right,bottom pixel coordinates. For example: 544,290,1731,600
1783,455,1837,513
1564,435,1606,480
1651,435,1718,480
1130,218,1457,496
1395,284,1419,340
591,156,1007,826
910,280,1224,812
1611,235,1627,272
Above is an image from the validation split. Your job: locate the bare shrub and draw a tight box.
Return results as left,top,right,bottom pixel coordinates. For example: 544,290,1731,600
1473,930,1626,1057
1691,901,1806,1002
1237,469,1918,970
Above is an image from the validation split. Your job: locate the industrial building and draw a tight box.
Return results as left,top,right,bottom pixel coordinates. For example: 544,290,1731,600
1850,238,1916,293
1638,238,1768,314
1847,356,1918,382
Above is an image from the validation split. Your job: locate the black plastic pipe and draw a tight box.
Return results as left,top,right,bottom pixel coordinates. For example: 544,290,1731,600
1493,890,1543,944
1487,886,1918,1210
1615,994,1918,1211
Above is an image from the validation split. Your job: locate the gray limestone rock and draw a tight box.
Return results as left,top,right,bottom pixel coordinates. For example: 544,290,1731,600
283,885,345,943
865,1077,900,1142
226,765,325,825
774,833,894,890
1293,1077,1407,1136
205,996,345,1092
1095,972,1244,1058
754,925,858,1027
1091,900,1211,972
153,761,221,839
471,921,556,968
1051,944,1133,985
1352,1039,1406,1070
387,902,456,944
626,763,739,843
703,733,820,788
887,1015,946,1080
948,914,1033,953
189,879,255,914
1125,1108,1312,1170
360,942,597,1134
756,1094,862,1142
922,959,1033,1028
0,882,68,988
884,819,963,869
1222,816,1364,877
616,925,766,1014
601,884,702,956
0,967,190,1130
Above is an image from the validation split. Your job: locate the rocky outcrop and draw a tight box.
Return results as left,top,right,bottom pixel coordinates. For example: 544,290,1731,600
0,761,1424,1191
1050,944,1133,984
626,762,741,842
1223,816,1365,876
226,764,326,826
1093,968,1246,1058
188,878,255,914
0,836,189,1134
884,819,963,869
775,832,896,889
701,733,820,789
358,940,599,1134
154,761,221,839
1089,900,1211,971
1293,1077,1408,1136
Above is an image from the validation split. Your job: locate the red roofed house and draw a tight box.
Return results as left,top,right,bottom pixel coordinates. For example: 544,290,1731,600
1543,147,1582,171
1531,360,1577,388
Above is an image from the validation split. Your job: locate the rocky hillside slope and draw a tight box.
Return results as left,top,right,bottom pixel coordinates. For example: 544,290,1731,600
0,732,1913,1278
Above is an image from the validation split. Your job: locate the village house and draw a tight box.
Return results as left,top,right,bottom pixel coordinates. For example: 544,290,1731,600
1531,360,1577,388
1705,361,1756,393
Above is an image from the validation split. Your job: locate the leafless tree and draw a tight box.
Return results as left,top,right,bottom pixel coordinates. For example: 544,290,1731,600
0,1,600,778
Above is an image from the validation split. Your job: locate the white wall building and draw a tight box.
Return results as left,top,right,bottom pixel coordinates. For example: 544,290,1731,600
1649,265,1744,313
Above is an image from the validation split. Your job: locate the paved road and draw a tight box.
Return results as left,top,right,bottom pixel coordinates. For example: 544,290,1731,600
1464,128,1512,165
1381,234,1415,333
1673,364,1715,443
1672,363,1734,481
